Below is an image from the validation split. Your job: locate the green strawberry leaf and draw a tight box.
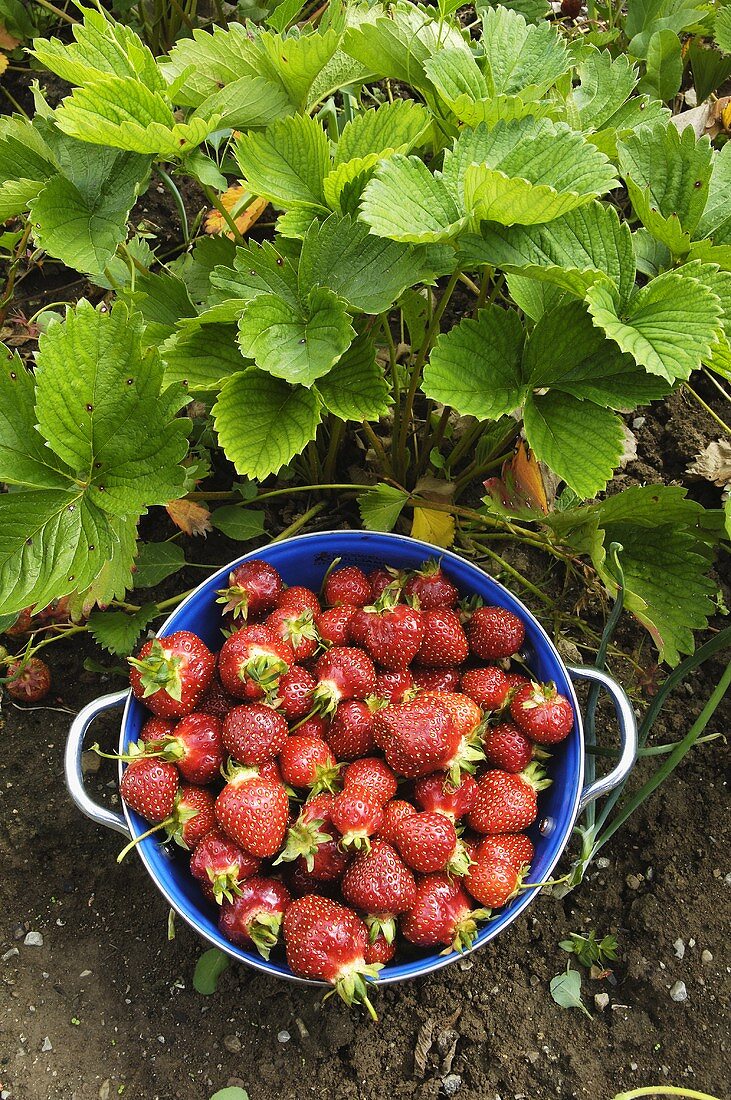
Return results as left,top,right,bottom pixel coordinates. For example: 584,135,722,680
550,965,592,1018
423,305,526,419
715,4,731,53
315,336,391,421
480,6,571,96
357,483,409,532
638,28,683,101
524,390,625,499
343,3,466,91
571,49,639,132
334,99,430,166
0,116,57,221
695,142,731,245
32,9,163,90
210,506,266,541
359,155,467,243
161,322,248,391
237,287,354,387
133,541,186,588
193,947,230,995
213,370,322,480
88,603,158,656
235,113,329,209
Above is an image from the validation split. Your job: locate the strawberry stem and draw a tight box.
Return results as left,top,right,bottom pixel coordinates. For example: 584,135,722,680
116,817,172,862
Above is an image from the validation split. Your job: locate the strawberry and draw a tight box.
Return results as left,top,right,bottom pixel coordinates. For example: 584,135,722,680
411,666,461,693
277,585,321,616
403,559,459,610
274,793,336,872
116,783,216,862
219,876,291,959
465,854,524,909
367,567,402,602
266,606,319,662
377,799,416,845
190,828,260,904
374,670,416,704
256,758,284,785
561,0,582,16
323,564,371,608
482,722,535,773
509,681,574,744
215,765,289,857
460,666,511,711
312,647,376,716
129,632,215,718
374,697,460,779
418,691,486,785
341,839,416,943
273,665,316,721
343,757,398,803
505,673,529,692
330,784,384,851
217,624,293,701
326,699,378,760
222,704,288,765
400,874,490,953
315,605,357,647
120,758,179,823
5,656,51,702
364,932,396,965
467,606,525,660
139,716,176,744
278,735,341,794
367,602,424,672
415,609,469,668
291,713,330,740
216,559,283,622
197,677,236,721
413,772,478,821
283,896,382,1016
476,833,534,872
347,607,375,648
393,811,471,875
142,711,224,786
467,763,551,834
284,861,339,898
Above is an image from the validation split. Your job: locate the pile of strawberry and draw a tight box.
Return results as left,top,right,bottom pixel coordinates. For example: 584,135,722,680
113,557,574,1018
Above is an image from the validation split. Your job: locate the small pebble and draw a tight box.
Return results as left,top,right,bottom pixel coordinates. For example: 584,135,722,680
41,1037,52,1052
701,949,713,964
80,970,92,979
98,1082,110,1100
674,939,685,960
223,1035,241,1054
594,993,610,1011
688,938,695,948
527,1052,539,1065
630,1063,638,1071
442,1074,462,1096
277,1030,290,1044
632,416,646,428
2,948,19,962
24,932,43,947
626,874,642,890
669,981,687,1002
596,857,610,869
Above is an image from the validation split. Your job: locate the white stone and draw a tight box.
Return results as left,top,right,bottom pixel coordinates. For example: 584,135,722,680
24,932,43,947
594,993,610,1011
674,939,685,960
670,981,687,1002
277,1030,290,1044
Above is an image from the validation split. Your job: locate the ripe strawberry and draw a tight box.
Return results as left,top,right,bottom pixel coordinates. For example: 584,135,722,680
291,713,330,740
5,657,51,702
284,861,339,898
413,772,478,821
274,665,316,720
465,854,524,909
277,585,321,616
190,828,260,904
347,607,375,648
367,567,402,602
411,665,461,693
215,765,289,857
256,758,284,785
366,600,424,672
216,559,283,622
222,704,288,765
374,697,460,778
283,896,381,1016
364,931,396,965
377,799,417,845
120,758,179,823
393,811,471,875
274,793,336,871
139,716,176,744
418,691,486,785
144,711,224,786
460,666,511,711
341,839,417,943
323,564,371,608
505,673,529,692
330,784,384,851
510,682,574,744
467,764,551,834
482,722,535,773
312,647,376,716
344,757,398,803
129,632,215,718
315,604,356,646
197,677,236,721
468,606,525,660
219,876,291,959
374,670,416,704
561,0,582,16
400,874,490,952
403,559,459,610
477,833,534,872
326,699,378,759
279,735,341,794
116,783,216,862
218,624,293,701
266,606,319,662
415,609,469,667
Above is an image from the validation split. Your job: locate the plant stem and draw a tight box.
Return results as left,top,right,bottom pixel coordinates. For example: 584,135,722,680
462,537,555,607
201,185,245,246
361,421,393,476
158,167,190,244
323,417,345,483
612,1089,724,1100
271,501,327,541
683,382,731,436
446,420,488,472
32,0,76,22
0,221,33,323
586,733,721,758
701,367,731,404
458,273,481,295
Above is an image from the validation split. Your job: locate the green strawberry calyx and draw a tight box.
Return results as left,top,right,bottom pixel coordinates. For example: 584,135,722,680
128,639,184,702
273,817,330,870
248,910,283,961
441,907,492,955
324,959,383,1020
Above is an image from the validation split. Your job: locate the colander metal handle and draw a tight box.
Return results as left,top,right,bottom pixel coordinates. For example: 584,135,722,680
65,689,131,837
567,666,638,813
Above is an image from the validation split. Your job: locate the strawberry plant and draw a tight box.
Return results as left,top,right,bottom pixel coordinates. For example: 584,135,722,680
0,0,728,677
